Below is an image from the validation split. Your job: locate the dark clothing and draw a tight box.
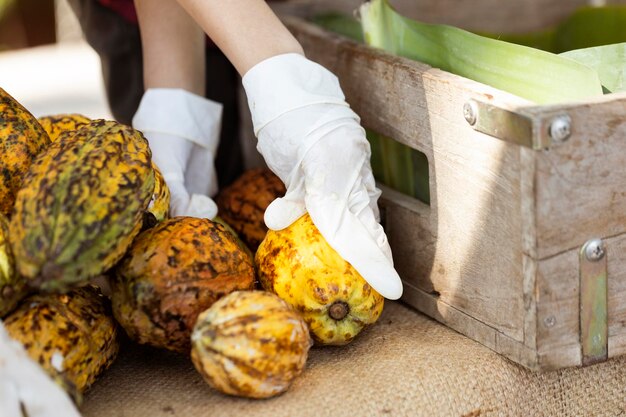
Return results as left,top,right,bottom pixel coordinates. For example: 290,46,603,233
97,0,138,24
67,0,244,189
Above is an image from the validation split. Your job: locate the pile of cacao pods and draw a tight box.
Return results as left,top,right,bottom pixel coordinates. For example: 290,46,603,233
0,86,384,402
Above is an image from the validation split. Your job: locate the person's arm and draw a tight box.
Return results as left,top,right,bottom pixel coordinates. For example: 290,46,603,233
134,0,205,93
132,0,223,219
173,0,303,75
172,0,402,299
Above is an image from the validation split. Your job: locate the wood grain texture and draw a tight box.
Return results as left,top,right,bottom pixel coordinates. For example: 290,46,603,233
525,93,626,258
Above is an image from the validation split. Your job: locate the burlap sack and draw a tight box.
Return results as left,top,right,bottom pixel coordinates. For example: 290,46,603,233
83,301,626,417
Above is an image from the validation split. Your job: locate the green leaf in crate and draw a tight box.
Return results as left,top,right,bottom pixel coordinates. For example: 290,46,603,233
312,12,364,42
366,130,430,205
553,6,626,53
360,0,603,104
474,28,556,52
560,44,626,94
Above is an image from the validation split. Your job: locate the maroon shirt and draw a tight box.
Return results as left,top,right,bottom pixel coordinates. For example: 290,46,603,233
99,0,138,24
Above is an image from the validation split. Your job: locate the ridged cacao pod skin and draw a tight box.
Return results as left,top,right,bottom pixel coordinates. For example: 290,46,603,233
111,217,256,353
0,212,28,317
256,214,384,345
191,290,311,399
37,114,170,227
0,87,50,217
3,285,119,399
216,168,285,251
146,163,170,223
10,119,154,292
38,114,91,142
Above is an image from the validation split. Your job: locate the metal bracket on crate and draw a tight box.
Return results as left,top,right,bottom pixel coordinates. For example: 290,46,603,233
463,99,572,150
579,238,608,366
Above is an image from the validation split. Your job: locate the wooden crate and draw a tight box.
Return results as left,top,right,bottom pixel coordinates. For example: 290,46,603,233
283,9,626,371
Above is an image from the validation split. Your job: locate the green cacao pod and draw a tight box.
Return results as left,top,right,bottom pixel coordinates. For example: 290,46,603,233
10,119,154,292
0,87,50,217
191,290,311,399
4,285,119,400
111,217,256,353
0,212,28,317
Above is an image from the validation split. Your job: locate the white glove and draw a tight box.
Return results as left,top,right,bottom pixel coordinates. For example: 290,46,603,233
0,322,81,417
132,88,222,219
243,53,403,300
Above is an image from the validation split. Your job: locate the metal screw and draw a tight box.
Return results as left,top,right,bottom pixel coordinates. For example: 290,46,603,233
549,115,572,142
463,101,477,126
584,238,605,262
544,315,556,328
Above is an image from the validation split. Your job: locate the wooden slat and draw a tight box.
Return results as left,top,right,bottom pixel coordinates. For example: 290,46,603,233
401,281,540,370
536,231,626,367
523,93,626,258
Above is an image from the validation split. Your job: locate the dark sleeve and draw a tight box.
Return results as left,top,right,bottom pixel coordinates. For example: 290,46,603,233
66,0,143,126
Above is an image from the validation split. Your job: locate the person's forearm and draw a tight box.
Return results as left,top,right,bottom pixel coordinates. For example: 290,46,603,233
174,0,304,75
134,0,205,94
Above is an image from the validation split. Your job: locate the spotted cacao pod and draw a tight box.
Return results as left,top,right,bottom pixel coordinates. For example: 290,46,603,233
0,212,27,317
4,285,119,400
10,119,154,292
0,87,50,217
37,114,91,142
111,217,256,353
216,168,285,251
256,213,384,345
191,290,311,398
145,163,170,224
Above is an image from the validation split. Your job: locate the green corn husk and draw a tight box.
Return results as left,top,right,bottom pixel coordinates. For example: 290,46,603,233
312,12,363,42
360,0,603,105
366,130,430,205
560,44,626,94
554,6,626,53
478,6,626,53
356,0,606,203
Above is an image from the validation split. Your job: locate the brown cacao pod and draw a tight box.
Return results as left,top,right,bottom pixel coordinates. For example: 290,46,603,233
111,217,256,352
216,168,285,251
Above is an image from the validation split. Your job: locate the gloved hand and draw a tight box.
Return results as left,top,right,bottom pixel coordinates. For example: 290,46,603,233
132,88,222,219
242,53,403,300
0,322,81,417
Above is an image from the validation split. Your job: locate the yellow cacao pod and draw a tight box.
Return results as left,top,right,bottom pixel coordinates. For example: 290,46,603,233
191,290,311,399
0,212,27,317
37,114,91,142
256,213,384,345
146,163,170,223
0,87,50,217
4,285,119,400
